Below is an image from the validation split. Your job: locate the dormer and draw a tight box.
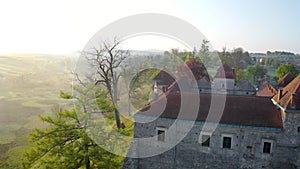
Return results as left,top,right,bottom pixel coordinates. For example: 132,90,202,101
272,75,300,130
288,86,300,110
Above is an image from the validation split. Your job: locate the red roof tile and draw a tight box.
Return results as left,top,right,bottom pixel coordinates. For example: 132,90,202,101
153,69,175,86
257,81,277,97
276,72,295,88
215,64,236,79
139,92,283,128
176,58,209,81
273,75,300,110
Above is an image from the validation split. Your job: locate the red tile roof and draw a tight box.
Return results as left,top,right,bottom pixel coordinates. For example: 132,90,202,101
257,81,277,97
138,92,283,129
176,58,210,81
153,69,175,86
276,72,295,88
273,75,300,110
215,64,236,79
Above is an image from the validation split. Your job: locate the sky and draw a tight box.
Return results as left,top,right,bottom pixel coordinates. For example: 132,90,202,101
0,0,299,54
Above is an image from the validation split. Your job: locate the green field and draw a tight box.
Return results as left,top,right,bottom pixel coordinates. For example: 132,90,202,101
0,54,76,168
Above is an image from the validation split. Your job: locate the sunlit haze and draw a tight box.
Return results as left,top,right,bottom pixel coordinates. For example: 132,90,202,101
0,0,299,54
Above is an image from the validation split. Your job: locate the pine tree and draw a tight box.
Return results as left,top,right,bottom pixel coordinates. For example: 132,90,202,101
22,85,133,169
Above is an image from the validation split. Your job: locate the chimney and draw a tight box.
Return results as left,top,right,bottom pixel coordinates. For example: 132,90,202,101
154,82,158,95
153,82,159,100
278,89,283,100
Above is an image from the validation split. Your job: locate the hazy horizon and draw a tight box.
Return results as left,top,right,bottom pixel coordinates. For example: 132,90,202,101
1,0,300,54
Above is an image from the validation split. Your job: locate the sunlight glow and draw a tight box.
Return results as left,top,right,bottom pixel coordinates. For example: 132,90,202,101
0,0,299,54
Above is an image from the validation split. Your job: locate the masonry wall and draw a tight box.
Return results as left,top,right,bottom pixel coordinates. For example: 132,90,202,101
123,117,300,169
280,111,300,168
213,78,235,90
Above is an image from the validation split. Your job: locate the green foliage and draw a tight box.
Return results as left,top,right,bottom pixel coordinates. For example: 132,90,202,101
235,68,245,84
245,64,267,85
129,68,157,110
22,109,124,169
270,76,279,86
95,88,115,113
23,85,133,169
199,40,210,65
218,48,251,69
276,64,299,79
149,69,162,80
270,58,281,68
59,90,73,99
178,52,194,62
106,112,115,121
1,144,30,169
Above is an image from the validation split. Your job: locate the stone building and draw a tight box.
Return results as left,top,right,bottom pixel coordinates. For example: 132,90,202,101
213,63,236,90
123,68,300,169
154,64,256,96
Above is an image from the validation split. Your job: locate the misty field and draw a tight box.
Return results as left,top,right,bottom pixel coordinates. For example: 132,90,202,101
0,54,76,168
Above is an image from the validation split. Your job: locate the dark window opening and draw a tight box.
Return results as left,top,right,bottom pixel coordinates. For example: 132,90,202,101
246,146,253,153
263,142,271,153
201,135,210,147
298,127,300,133
157,129,165,142
223,136,232,149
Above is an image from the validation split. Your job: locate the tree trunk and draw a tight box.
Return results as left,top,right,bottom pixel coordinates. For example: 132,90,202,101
115,109,121,129
128,95,131,116
85,144,90,169
86,157,90,169
113,82,121,129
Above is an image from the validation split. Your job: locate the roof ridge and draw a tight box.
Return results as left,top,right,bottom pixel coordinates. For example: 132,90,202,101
277,72,295,87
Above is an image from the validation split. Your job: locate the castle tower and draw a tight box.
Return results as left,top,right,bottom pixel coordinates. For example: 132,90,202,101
213,64,235,92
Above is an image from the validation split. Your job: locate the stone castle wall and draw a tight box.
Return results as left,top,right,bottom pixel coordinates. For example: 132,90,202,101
123,117,299,169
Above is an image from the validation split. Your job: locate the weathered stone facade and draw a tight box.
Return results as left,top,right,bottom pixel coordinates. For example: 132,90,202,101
124,115,300,169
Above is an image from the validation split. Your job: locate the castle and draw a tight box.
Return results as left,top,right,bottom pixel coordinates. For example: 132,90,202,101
123,62,300,169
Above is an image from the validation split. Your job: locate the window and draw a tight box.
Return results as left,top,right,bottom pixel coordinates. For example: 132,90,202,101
263,142,272,153
262,139,274,154
222,134,233,149
200,134,211,147
246,146,253,153
223,137,232,148
157,128,166,142
298,127,300,133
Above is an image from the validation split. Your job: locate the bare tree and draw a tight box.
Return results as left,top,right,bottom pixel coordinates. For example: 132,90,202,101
82,39,129,129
